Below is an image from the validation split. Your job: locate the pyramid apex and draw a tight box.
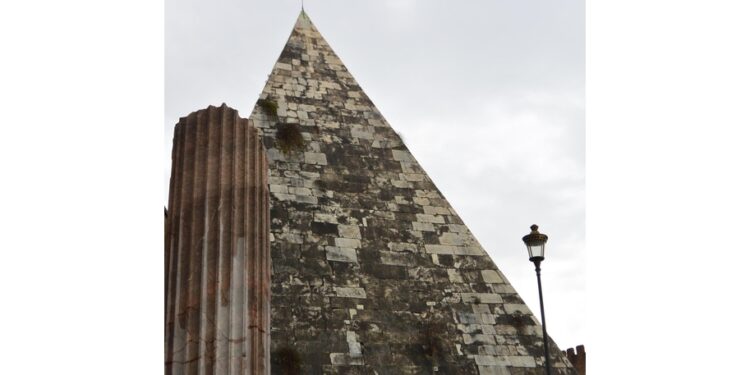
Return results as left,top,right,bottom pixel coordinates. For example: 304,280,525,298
294,9,314,30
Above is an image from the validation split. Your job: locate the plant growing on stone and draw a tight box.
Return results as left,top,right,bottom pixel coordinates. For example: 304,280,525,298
276,122,305,154
313,179,327,190
257,98,279,117
509,312,528,333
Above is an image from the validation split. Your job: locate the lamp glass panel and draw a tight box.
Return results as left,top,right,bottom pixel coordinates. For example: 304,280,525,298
527,244,545,258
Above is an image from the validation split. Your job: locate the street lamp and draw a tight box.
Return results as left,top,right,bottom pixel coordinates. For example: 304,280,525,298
522,224,552,375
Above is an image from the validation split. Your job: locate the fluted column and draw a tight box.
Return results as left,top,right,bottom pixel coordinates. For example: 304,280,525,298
165,104,270,375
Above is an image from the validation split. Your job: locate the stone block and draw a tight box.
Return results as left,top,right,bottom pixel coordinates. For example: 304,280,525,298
481,270,505,284
391,179,413,188
326,246,358,263
457,312,482,324
334,287,367,299
416,213,445,223
463,333,496,345
293,195,318,204
503,304,531,315
304,152,328,165
269,184,288,193
447,268,463,283
392,149,415,162
461,293,503,304
335,238,361,248
387,242,417,253
290,187,312,196
313,213,338,223
400,173,425,182
411,198,430,206
446,224,470,233
507,356,537,367
478,345,499,356
329,353,364,366
489,284,517,294
272,192,294,201
439,232,464,246
379,251,412,266
481,325,497,335
472,304,492,315
454,246,485,256
425,244,456,255
411,222,435,232
424,206,451,215
351,128,373,140
337,224,361,239
474,355,511,366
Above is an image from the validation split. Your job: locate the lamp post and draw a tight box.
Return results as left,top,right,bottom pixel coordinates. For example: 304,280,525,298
522,224,552,375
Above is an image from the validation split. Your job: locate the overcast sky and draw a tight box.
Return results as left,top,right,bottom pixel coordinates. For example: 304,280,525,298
166,0,585,350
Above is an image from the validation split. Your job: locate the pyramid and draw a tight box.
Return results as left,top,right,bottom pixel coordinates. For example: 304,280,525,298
249,11,577,374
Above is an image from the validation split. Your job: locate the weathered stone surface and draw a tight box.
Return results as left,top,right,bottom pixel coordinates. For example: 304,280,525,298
253,11,577,374
325,246,358,263
165,104,270,375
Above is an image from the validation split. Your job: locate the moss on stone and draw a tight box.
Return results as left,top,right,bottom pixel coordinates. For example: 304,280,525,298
276,123,305,154
257,98,279,117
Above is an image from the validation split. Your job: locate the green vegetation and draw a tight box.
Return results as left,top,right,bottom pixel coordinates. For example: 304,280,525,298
257,98,279,117
276,123,305,154
509,312,528,332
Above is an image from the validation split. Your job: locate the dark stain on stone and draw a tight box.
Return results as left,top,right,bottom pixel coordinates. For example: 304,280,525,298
271,345,302,375
423,232,440,245
437,255,454,267
311,221,338,235
363,263,408,280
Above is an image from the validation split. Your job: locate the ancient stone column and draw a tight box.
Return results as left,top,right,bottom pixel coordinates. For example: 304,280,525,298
165,104,270,375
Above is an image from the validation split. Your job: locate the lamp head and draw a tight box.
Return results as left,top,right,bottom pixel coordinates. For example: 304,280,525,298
522,224,548,262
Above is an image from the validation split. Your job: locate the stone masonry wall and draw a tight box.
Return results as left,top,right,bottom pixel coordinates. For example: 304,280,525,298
250,11,577,375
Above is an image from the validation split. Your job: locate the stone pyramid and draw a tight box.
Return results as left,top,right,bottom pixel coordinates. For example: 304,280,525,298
249,11,576,375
